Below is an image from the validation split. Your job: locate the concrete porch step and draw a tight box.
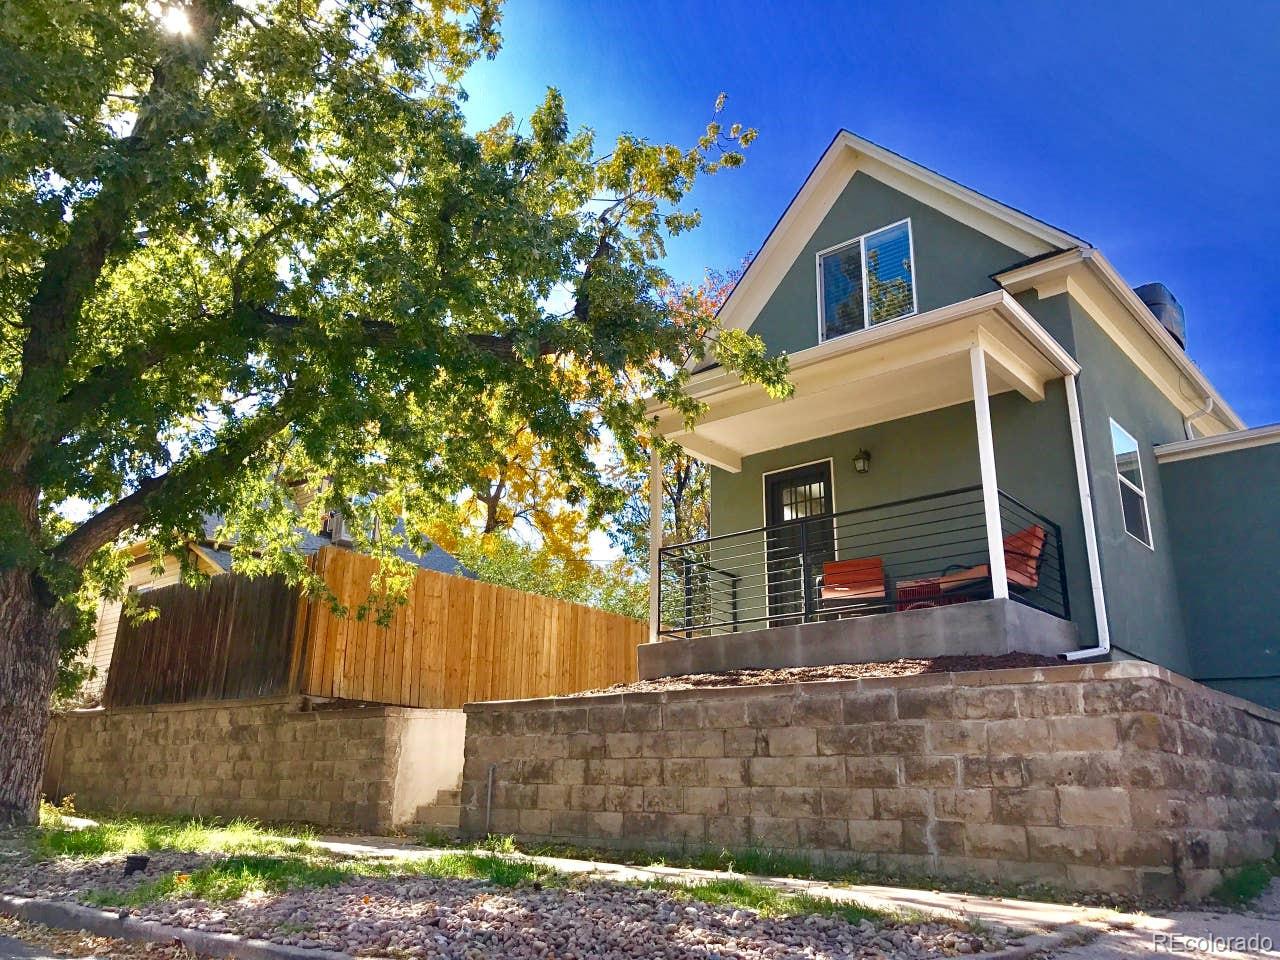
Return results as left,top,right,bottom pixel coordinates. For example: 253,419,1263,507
412,804,461,828
409,785,464,831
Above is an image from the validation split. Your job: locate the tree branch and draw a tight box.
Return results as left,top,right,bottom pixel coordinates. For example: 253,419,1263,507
3,1,226,475
52,382,305,571
23,5,222,379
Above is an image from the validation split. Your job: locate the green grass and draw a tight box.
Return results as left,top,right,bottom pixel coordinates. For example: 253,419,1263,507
50,816,936,929
472,835,823,879
415,828,457,849
1212,854,1280,907
87,855,904,928
634,876,895,926
453,835,1134,909
36,815,317,859
84,851,558,907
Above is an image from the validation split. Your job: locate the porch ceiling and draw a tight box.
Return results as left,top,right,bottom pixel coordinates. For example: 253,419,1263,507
651,291,1079,472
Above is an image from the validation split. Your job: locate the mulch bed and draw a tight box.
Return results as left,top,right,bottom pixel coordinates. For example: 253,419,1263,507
577,652,1063,696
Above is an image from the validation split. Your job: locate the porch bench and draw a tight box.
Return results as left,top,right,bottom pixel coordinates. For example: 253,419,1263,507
894,525,1047,609
818,557,888,618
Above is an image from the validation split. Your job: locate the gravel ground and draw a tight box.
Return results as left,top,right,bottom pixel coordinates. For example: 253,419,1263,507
0,853,209,902
0,851,1002,959
579,652,1065,696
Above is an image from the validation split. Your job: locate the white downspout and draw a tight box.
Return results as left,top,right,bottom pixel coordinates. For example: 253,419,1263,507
1062,373,1112,661
647,443,663,643
1183,396,1214,440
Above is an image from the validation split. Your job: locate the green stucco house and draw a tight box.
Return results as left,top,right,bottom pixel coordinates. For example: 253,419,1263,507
644,131,1279,709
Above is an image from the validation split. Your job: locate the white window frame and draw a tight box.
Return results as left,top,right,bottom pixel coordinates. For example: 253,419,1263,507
815,217,918,343
1108,418,1154,550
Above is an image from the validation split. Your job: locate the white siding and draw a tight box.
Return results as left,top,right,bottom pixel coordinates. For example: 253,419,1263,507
81,554,193,694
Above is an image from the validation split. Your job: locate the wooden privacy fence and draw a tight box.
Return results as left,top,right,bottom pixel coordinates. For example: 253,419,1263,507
103,574,299,708
105,547,646,709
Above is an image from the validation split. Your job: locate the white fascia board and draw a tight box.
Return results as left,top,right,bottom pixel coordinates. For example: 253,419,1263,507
1155,422,1280,463
1081,250,1245,430
994,249,1246,432
836,131,1086,253
648,290,1078,427
712,131,1086,340
712,135,855,338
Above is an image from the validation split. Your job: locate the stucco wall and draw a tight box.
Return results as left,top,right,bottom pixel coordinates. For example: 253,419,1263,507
43,697,465,832
745,172,1025,356
707,388,1095,646
1047,294,1196,673
461,662,1280,901
1159,443,1280,708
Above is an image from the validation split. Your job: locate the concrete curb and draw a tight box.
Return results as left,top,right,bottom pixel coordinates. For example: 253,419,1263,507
1,888,1088,960
0,894,353,960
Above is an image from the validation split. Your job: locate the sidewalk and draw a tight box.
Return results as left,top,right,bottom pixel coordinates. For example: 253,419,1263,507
316,835,1280,957
314,834,1126,936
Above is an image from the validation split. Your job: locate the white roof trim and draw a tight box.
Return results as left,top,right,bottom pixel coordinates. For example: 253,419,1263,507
1155,423,1280,463
714,130,1085,337
650,289,1079,417
994,248,1245,432
834,131,1086,252
650,291,1079,469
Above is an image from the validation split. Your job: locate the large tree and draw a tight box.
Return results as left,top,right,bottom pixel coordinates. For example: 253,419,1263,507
0,0,789,823
608,261,749,565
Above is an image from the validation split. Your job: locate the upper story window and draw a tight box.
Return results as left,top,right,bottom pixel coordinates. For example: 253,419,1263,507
1109,419,1153,548
818,219,916,340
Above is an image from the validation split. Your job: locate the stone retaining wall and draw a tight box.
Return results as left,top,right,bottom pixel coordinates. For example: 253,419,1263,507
461,662,1280,900
45,696,466,832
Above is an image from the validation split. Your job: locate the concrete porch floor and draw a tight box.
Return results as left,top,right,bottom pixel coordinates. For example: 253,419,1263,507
640,598,1079,680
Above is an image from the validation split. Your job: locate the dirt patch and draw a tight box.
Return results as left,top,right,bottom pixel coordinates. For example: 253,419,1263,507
575,651,1063,696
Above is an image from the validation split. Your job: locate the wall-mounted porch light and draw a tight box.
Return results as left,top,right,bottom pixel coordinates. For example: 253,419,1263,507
852,449,872,475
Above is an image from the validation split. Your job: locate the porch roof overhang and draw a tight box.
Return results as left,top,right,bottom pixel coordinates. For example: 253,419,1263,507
648,290,1080,473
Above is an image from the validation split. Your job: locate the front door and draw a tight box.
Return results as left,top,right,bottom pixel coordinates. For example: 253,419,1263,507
764,462,834,624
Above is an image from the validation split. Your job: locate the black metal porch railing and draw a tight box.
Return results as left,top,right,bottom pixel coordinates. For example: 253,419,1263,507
658,485,1069,639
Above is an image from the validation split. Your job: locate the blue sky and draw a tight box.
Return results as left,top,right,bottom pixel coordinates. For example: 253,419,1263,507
463,0,1280,427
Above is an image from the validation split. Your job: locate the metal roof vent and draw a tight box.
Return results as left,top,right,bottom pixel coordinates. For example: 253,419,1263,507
1134,282,1186,349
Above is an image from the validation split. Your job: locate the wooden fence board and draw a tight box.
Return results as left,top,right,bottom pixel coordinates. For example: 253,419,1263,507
104,546,645,710
104,573,297,708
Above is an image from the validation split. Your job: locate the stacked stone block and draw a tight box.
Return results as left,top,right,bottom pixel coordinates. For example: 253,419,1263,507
45,697,416,831
461,662,1280,900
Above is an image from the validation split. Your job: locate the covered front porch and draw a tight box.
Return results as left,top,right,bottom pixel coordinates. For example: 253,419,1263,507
645,291,1107,665
657,484,1069,638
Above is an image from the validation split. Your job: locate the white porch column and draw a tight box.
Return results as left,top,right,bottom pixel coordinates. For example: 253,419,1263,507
1063,372,1112,659
647,443,662,642
969,344,1009,599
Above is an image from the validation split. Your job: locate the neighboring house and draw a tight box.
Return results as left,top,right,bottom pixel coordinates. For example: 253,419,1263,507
645,130,1279,708
83,512,469,694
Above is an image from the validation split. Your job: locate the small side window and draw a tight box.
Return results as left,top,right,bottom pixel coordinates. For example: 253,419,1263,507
1109,419,1153,548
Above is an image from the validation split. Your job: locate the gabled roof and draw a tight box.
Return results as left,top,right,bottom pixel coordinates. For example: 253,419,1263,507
716,130,1086,335
705,129,1244,436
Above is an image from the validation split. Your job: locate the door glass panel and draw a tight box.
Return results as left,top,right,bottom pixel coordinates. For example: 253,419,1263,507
765,464,834,624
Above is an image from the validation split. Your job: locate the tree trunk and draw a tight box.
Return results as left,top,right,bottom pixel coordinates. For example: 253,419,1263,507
0,567,65,826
